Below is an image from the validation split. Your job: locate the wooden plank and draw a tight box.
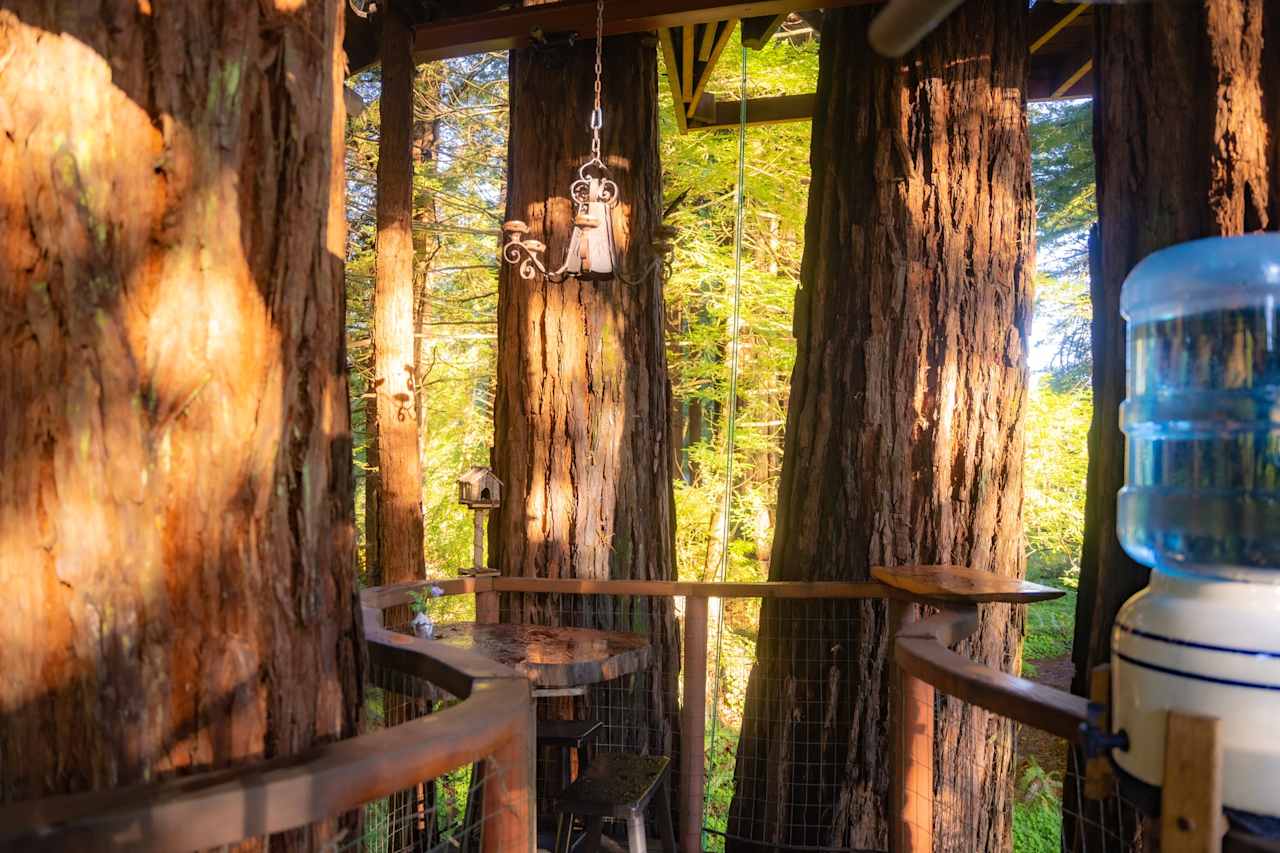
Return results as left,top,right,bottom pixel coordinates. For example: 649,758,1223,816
698,20,720,61
871,564,1064,604
657,28,689,133
489,576,887,599
484,697,537,853
1029,2,1089,54
686,19,737,119
404,0,875,65
890,600,934,853
680,596,709,853
1162,712,1226,853
686,92,816,131
681,25,695,101
740,12,787,48
1051,58,1093,99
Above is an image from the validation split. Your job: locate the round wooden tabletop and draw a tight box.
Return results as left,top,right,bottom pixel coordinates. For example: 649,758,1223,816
433,622,652,689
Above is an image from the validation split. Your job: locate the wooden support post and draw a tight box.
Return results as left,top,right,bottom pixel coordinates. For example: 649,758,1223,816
681,595,709,853
473,508,499,623
889,600,934,853
483,683,537,853
1162,711,1225,853
1084,664,1114,800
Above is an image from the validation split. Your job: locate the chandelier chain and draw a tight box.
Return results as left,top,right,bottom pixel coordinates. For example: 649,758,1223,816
590,0,604,160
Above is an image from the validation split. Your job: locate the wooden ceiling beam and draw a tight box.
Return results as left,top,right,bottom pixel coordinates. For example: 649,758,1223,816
740,13,788,48
657,28,690,133
406,0,874,64
686,92,816,131
686,20,738,118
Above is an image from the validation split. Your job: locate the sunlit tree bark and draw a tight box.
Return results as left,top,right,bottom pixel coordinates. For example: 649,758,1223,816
727,4,1033,850
373,4,426,584
0,0,360,821
493,34,681,763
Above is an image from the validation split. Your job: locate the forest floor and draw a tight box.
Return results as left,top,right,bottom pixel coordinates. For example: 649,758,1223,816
1017,652,1073,779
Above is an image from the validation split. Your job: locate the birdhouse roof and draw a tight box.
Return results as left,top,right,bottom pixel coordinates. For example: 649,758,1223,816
457,466,502,487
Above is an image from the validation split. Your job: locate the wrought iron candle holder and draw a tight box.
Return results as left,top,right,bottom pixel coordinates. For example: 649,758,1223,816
500,0,675,286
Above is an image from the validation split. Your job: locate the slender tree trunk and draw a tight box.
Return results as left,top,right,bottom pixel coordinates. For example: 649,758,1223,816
1068,2,1278,847
364,345,382,585
0,0,361,817
493,33,681,763
413,94,440,483
374,5,426,584
726,4,1033,851
685,397,703,481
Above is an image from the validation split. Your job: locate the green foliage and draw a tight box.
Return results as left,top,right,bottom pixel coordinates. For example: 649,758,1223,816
1013,758,1064,853
346,56,507,582
660,31,815,591
1030,100,1094,386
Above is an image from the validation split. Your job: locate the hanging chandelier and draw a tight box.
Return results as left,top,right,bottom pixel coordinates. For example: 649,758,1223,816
501,0,675,285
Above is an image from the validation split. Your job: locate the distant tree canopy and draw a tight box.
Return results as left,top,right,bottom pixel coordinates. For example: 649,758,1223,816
1030,99,1094,389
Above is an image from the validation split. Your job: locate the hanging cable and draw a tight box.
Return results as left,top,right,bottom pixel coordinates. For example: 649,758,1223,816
702,38,749,847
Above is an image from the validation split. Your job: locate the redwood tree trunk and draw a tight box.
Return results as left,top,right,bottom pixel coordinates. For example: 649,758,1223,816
726,5,1033,851
1073,0,1279,696
494,34,681,761
374,5,426,584
1069,3,1277,846
0,0,361,816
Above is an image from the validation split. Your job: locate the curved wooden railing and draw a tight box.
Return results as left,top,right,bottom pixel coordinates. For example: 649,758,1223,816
894,605,1088,742
0,606,535,853
0,569,1109,853
367,569,1073,853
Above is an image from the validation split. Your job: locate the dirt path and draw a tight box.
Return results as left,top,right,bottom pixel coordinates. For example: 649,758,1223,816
1016,654,1074,779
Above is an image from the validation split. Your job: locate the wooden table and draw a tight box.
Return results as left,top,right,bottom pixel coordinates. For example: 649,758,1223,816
433,622,652,694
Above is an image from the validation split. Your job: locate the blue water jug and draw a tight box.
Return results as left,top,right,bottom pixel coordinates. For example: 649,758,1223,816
1118,234,1280,578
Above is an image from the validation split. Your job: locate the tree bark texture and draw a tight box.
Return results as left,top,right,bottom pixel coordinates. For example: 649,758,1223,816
726,5,1033,851
1068,5,1278,846
374,5,426,584
0,0,361,817
494,35,681,762
1073,0,1279,698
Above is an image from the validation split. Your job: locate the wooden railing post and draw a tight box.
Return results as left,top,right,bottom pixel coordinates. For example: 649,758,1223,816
889,599,934,853
483,680,537,853
680,595,709,853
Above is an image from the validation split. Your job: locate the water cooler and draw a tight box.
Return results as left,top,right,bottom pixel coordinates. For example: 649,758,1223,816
1110,234,1280,827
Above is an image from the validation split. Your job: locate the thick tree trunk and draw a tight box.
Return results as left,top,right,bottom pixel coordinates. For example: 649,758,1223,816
1073,0,1278,697
374,6,426,584
493,34,681,762
0,0,361,816
726,5,1033,851
1068,4,1277,847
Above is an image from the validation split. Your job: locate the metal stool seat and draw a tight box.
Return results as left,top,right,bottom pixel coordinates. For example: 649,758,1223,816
551,753,676,853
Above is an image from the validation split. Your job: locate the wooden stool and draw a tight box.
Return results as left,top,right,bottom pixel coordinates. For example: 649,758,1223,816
538,719,604,796
551,753,676,853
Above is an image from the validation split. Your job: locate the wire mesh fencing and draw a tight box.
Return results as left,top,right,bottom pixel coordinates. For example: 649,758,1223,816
352,612,524,853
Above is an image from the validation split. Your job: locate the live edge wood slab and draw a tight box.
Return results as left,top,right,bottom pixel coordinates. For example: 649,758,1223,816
872,564,1065,604
433,622,652,689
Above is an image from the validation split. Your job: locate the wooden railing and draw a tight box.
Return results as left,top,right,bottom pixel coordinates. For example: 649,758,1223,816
0,606,536,853
0,568,1087,853
366,569,1068,853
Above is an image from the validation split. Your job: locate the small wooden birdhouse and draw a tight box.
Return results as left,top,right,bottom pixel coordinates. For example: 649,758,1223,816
457,466,502,509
